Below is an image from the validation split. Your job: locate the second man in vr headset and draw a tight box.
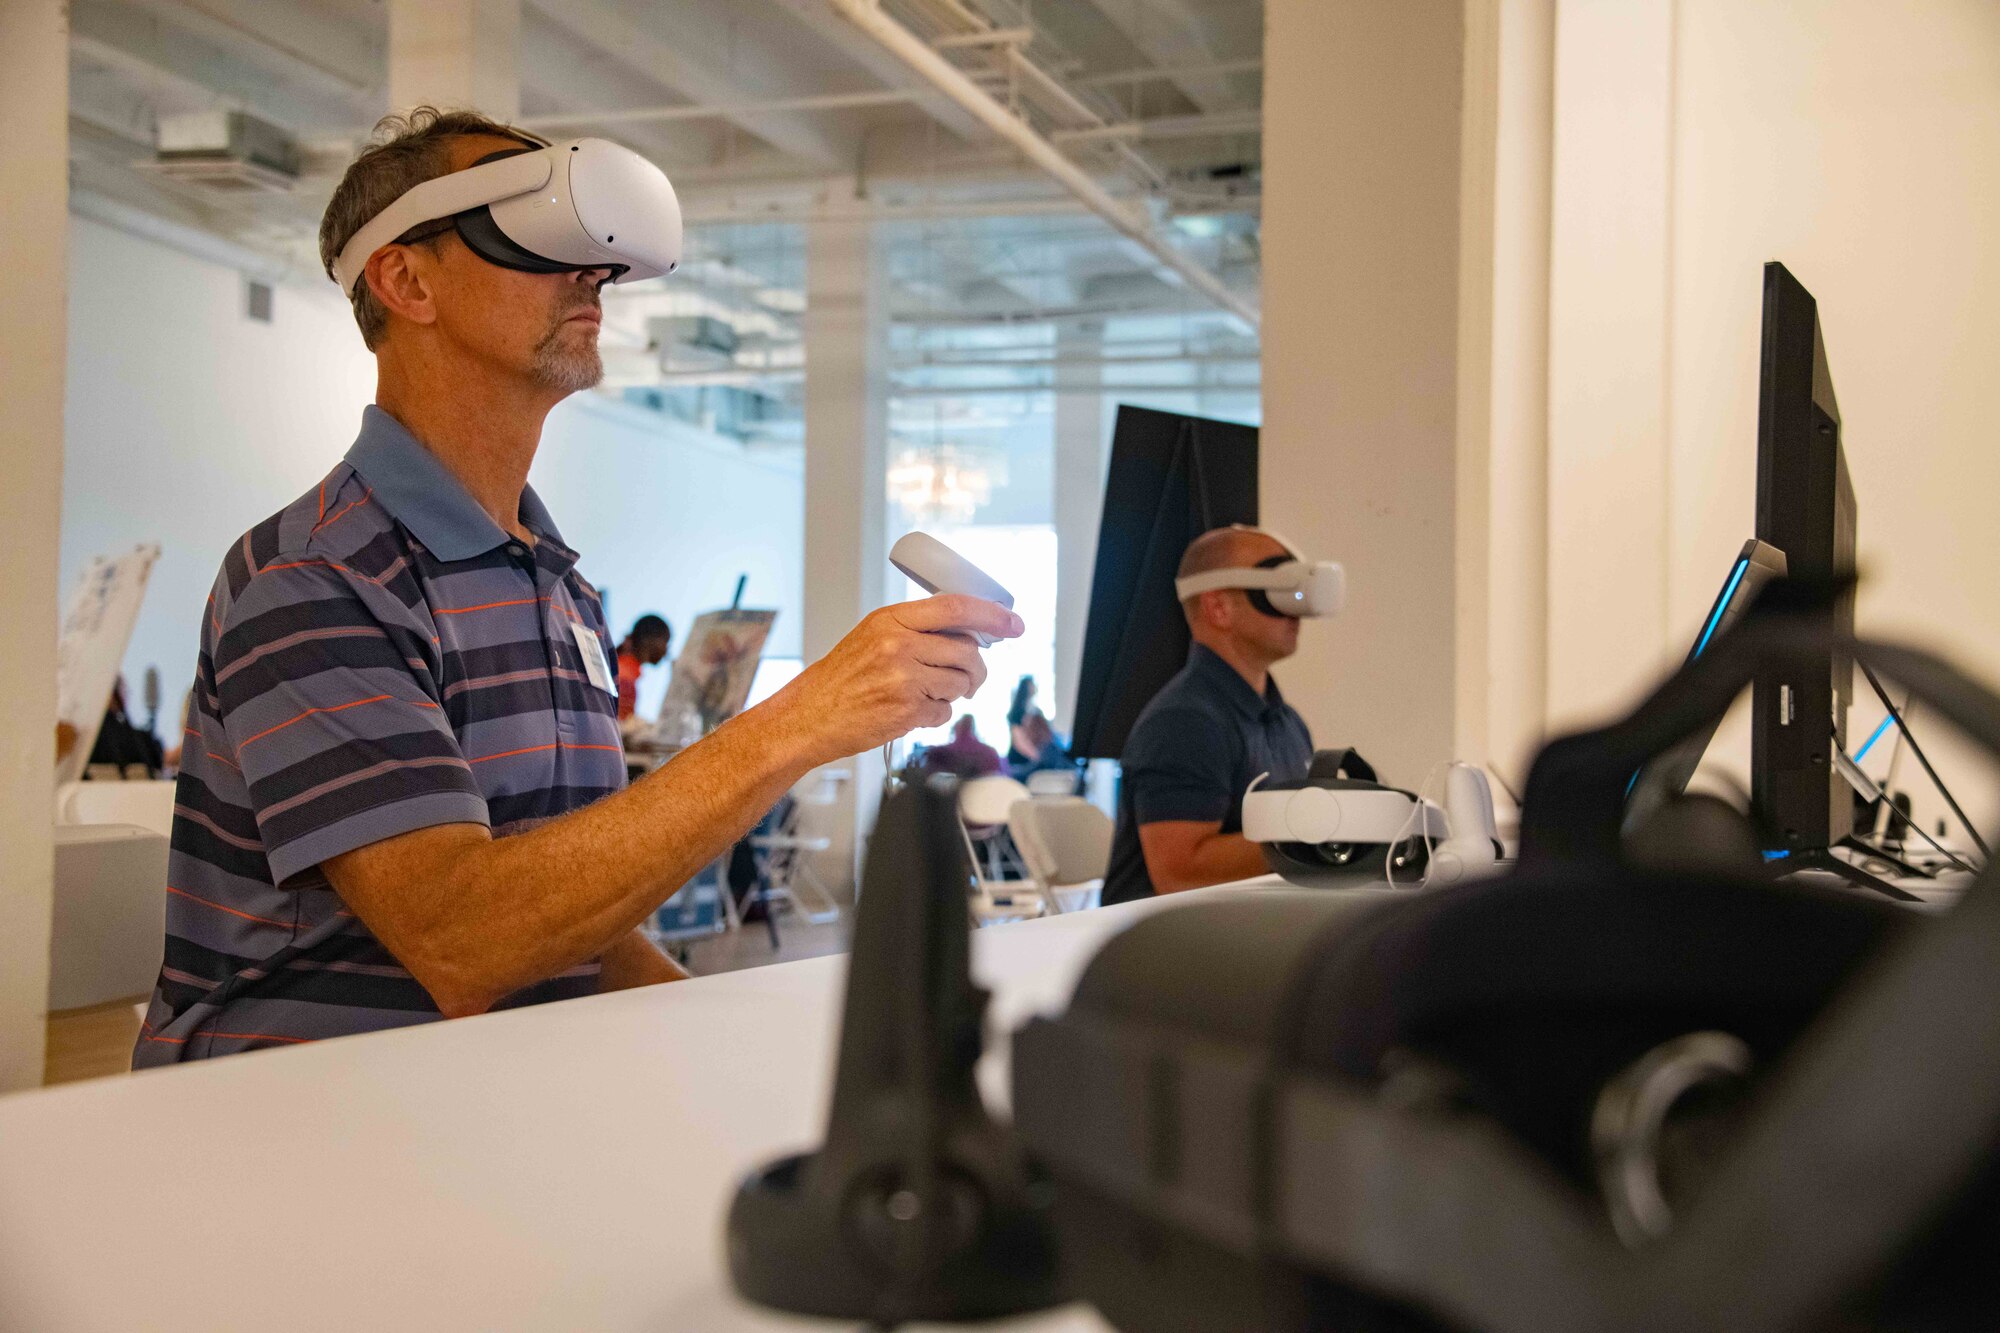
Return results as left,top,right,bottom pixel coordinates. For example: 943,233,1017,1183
1101,526,1326,904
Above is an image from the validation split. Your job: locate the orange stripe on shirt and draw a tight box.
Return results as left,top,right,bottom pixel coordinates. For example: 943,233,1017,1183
166,885,294,930
434,597,540,617
311,487,374,536
141,1030,315,1047
469,740,624,765
238,693,438,748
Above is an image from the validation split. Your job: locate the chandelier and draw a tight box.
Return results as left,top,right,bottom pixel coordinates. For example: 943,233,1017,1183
887,445,996,524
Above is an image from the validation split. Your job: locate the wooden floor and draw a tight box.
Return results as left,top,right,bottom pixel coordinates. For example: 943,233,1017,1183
39,913,854,1090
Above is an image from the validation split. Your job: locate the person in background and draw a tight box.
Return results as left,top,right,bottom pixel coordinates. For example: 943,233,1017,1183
921,714,1005,781
1101,526,1316,905
87,678,165,779
615,613,672,722
1016,712,1076,785
1006,675,1041,769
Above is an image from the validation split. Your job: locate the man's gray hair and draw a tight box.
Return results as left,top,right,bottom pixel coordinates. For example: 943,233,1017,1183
318,106,546,350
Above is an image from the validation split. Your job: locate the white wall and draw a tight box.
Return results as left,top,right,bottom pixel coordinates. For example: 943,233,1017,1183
62,214,804,740
1538,0,2000,828
531,395,805,671
61,217,377,736
1262,0,1468,787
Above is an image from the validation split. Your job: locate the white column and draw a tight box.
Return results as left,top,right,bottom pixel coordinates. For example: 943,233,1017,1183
802,191,889,891
1543,0,1675,733
0,0,67,1091
1051,322,1107,729
1456,0,1556,795
1261,0,1468,786
388,0,521,120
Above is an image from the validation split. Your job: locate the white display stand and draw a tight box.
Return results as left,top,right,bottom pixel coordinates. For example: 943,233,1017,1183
0,880,1290,1332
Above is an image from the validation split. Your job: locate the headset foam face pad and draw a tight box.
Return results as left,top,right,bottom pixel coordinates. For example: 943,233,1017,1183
454,206,593,275
1279,868,1909,1189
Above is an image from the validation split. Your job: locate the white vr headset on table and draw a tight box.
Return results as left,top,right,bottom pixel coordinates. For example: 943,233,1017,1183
332,137,683,297
1172,530,1346,619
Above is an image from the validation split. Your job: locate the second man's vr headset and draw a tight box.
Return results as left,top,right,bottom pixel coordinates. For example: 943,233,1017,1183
332,136,683,297
1172,529,1346,619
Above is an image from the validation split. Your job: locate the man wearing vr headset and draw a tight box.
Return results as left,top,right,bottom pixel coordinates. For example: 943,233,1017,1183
1101,527,1320,905
136,110,1019,1065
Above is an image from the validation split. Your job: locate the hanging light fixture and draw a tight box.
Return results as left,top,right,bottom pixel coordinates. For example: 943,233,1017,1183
887,444,995,524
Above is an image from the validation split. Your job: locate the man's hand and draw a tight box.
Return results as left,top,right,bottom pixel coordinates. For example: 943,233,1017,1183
763,595,1022,766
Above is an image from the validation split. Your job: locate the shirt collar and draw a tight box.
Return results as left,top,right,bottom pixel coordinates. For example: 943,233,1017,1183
345,405,570,563
1188,642,1289,722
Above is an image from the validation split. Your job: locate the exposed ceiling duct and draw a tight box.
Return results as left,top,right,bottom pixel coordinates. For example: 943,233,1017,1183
139,109,301,193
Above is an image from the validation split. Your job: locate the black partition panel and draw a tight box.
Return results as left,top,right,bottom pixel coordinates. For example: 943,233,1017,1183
1070,406,1258,759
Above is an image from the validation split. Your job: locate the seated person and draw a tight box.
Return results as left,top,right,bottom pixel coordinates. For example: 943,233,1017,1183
614,613,672,722
136,109,1019,1064
1013,712,1077,787
1101,526,1317,903
1006,675,1041,768
919,714,1005,781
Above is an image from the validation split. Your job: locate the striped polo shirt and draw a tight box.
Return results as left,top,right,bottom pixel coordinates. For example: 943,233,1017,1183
135,406,627,1066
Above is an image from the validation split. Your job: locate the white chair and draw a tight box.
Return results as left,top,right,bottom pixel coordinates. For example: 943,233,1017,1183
958,775,1040,923
1025,768,1082,798
750,770,847,926
1008,796,1113,914
56,779,176,839
49,824,168,1011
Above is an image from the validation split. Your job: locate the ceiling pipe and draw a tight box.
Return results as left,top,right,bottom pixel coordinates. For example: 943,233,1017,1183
517,89,916,129
823,0,1259,332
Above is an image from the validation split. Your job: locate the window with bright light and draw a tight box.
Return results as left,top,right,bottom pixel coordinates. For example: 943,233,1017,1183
898,523,1058,758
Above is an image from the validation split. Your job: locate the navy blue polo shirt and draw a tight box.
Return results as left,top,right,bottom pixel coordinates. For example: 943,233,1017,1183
1102,644,1314,905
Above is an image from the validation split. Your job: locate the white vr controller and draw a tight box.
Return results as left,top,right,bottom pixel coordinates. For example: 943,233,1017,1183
1172,529,1345,619
889,533,1015,648
333,137,683,298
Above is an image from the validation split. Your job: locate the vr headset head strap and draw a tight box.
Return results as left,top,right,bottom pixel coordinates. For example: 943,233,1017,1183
332,149,555,297
1174,562,1306,600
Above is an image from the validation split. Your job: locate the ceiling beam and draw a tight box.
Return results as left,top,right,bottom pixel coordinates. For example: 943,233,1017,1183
1076,0,1251,114
524,0,854,168
764,0,984,143
72,0,373,130
516,6,715,169
115,0,381,105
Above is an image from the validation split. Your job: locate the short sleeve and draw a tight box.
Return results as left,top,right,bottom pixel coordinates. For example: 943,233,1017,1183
212,560,489,884
1123,705,1237,827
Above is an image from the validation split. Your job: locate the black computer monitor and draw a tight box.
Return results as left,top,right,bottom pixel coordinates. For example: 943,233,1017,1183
1752,261,1858,856
1624,539,1787,836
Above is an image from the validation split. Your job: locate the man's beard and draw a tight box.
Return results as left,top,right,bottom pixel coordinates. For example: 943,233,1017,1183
530,304,604,393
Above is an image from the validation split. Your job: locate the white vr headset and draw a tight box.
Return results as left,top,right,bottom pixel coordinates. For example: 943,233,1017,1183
332,137,683,298
1172,531,1346,619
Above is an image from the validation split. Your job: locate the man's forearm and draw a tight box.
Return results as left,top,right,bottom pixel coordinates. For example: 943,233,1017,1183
598,928,691,993
1150,831,1269,895
330,697,816,1016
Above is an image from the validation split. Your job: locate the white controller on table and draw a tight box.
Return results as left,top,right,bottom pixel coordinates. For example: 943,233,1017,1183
889,532,1015,647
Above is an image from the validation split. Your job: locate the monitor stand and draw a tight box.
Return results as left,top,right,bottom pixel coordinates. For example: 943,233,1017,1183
1781,840,1922,903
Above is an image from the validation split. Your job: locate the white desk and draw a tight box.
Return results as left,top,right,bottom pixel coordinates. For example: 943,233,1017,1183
0,880,1290,1332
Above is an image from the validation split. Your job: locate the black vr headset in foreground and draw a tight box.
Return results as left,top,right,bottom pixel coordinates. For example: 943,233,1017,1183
733,591,2000,1332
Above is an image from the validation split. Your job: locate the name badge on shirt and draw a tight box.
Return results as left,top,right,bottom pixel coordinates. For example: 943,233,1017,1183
571,622,617,696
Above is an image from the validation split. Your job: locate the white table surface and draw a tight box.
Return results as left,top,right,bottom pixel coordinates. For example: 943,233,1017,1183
0,880,1288,1332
